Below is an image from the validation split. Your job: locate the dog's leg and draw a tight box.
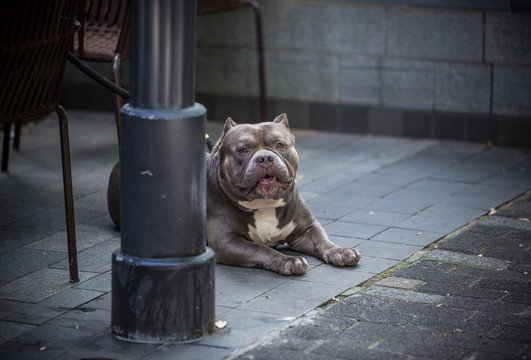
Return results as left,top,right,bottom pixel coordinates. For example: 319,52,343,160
211,236,308,275
289,223,360,267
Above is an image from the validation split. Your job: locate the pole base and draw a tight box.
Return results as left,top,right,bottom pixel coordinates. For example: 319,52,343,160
111,248,215,343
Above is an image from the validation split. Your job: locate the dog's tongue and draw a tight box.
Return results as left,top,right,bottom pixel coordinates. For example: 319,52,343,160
259,176,277,185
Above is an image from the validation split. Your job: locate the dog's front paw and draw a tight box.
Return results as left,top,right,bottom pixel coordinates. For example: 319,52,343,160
276,256,309,276
323,247,361,267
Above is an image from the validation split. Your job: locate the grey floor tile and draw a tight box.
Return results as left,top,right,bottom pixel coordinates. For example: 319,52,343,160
265,278,347,302
301,263,374,286
395,214,473,234
25,224,118,253
0,299,28,320
215,271,288,308
328,235,365,248
143,344,232,360
0,342,67,360
10,322,96,350
0,248,66,282
332,182,397,198
408,178,470,195
199,325,273,349
382,187,450,205
355,240,423,261
372,228,443,247
0,231,47,255
366,197,435,215
418,204,487,220
51,239,119,273
74,272,112,292
71,332,157,359
5,288,104,326
77,292,112,311
354,256,401,275
482,161,531,189
0,321,36,343
355,173,419,188
306,201,355,220
441,185,525,210
309,192,375,209
0,269,96,303
430,163,503,183
339,208,410,226
325,221,387,239
238,291,323,316
57,307,111,325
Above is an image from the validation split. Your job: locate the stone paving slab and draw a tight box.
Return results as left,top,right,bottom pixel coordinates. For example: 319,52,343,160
0,111,530,359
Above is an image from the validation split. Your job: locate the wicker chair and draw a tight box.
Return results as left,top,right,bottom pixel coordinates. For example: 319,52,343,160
0,0,80,282
72,0,131,139
198,0,267,122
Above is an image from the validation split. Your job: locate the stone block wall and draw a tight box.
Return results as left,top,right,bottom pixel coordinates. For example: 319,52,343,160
195,0,531,147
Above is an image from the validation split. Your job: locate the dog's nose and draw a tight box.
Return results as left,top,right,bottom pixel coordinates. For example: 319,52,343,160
255,153,275,168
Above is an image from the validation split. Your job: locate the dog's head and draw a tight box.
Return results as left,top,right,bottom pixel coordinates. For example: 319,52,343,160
212,114,299,209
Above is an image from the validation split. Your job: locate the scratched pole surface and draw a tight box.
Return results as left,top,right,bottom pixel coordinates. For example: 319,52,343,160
111,0,215,343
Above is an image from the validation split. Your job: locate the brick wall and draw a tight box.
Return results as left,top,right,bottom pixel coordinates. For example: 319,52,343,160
195,0,531,147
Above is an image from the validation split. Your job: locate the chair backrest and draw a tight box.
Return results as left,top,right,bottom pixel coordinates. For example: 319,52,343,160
76,0,130,60
0,0,79,123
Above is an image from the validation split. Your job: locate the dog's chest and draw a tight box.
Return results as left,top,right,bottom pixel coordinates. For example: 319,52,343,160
248,208,296,246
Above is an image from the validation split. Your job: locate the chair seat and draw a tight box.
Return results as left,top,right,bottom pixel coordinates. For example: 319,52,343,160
73,26,123,62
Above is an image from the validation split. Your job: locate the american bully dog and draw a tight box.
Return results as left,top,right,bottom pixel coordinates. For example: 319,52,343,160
107,114,361,275
206,114,360,275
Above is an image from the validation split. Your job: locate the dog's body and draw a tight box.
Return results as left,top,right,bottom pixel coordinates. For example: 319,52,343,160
206,114,360,275
107,114,360,275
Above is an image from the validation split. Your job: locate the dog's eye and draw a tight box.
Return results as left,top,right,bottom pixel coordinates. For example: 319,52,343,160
238,147,248,154
276,143,285,150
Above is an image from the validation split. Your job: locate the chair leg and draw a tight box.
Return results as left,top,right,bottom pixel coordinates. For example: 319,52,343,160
112,53,122,145
14,121,22,149
250,2,267,122
56,105,79,283
2,122,11,172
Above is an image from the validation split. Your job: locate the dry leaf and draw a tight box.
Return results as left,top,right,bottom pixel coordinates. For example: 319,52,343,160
215,320,228,329
416,232,422,236
488,208,496,216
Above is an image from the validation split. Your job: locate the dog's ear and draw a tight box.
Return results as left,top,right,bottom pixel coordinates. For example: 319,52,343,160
223,117,237,133
213,117,237,153
273,113,289,129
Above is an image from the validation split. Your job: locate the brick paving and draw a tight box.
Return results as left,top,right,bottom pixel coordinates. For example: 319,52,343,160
0,111,530,359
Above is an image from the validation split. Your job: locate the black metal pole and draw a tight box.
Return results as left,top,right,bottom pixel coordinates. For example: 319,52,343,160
111,0,215,343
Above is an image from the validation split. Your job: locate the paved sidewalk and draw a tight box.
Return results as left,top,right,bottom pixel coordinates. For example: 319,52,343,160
0,110,530,359
231,194,531,360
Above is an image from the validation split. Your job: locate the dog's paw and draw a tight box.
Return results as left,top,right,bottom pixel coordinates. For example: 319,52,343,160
323,247,361,267
277,256,309,276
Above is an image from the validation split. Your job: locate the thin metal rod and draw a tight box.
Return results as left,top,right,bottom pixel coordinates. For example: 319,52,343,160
57,105,79,283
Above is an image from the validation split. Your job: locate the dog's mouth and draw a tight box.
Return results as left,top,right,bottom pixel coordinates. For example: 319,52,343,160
237,175,292,195
259,174,277,185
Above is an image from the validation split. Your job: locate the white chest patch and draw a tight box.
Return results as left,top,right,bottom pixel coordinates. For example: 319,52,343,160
239,198,286,210
248,208,296,247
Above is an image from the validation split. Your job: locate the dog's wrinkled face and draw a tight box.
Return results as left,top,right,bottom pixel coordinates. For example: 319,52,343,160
215,114,299,208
